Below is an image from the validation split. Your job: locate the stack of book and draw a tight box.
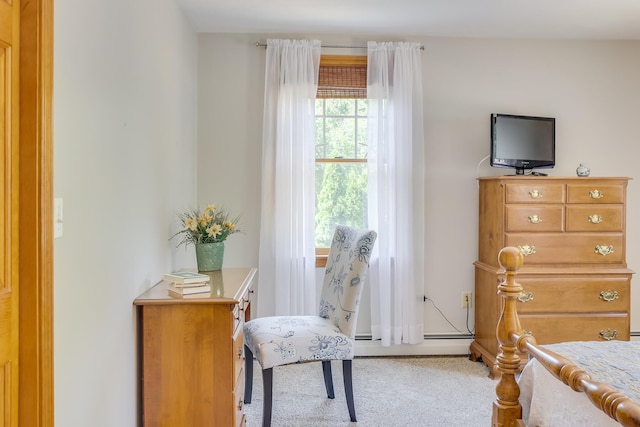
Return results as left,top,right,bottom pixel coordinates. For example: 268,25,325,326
164,271,211,297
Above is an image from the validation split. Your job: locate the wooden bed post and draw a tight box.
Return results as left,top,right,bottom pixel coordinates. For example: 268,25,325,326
492,247,526,427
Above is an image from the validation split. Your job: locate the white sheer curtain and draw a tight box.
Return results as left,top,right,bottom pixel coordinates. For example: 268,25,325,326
367,41,426,346
258,39,321,317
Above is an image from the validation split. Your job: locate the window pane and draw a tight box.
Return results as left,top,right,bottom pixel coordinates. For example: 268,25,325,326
356,118,368,159
315,117,326,157
325,117,355,158
356,99,368,116
315,162,368,247
325,98,354,116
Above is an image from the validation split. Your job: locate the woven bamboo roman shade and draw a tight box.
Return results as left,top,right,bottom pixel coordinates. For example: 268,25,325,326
317,56,367,99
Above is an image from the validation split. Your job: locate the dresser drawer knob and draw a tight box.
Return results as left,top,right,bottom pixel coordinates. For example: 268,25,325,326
517,291,534,303
528,189,543,199
528,215,542,224
599,329,618,341
589,189,604,199
588,214,603,224
594,245,614,256
517,244,536,256
599,290,619,302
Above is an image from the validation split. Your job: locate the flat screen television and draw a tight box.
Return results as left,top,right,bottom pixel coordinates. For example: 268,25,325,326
490,113,555,175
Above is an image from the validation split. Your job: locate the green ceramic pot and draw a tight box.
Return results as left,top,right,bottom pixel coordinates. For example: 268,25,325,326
195,242,225,271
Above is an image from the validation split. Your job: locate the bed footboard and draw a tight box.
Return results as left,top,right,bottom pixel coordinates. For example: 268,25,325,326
491,246,640,427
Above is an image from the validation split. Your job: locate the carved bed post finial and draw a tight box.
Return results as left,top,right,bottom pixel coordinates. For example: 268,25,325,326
492,247,525,427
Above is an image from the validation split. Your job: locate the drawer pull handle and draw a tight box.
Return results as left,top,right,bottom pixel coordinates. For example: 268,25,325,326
517,244,536,256
238,399,244,410
588,214,603,224
594,245,614,256
599,290,619,302
528,189,543,199
528,215,542,224
237,347,243,359
599,329,618,341
517,291,534,303
589,189,604,199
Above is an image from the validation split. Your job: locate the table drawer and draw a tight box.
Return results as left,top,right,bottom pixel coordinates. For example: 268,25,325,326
514,276,630,313
567,184,625,204
505,183,565,203
505,205,564,232
519,314,629,343
505,233,624,264
566,205,623,232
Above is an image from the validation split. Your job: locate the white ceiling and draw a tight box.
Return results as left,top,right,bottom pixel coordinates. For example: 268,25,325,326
177,0,640,40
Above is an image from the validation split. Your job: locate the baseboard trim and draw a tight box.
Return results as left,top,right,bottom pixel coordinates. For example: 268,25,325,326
354,332,640,356
354,334,474,357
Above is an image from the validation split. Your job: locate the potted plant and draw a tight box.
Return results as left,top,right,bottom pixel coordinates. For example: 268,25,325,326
172,204,241,271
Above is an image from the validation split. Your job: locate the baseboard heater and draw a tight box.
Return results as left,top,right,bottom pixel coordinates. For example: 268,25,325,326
355,333,473,341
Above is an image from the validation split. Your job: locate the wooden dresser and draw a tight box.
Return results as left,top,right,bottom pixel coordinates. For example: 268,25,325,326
469,176,633,378
134,268,256,426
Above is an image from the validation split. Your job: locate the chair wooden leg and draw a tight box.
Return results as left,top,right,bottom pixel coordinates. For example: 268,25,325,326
244,345,253,403
322,360,335,399
262,368,273,427
343,359,357,422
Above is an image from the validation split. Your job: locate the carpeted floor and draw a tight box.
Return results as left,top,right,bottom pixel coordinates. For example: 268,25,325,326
244,356,496,427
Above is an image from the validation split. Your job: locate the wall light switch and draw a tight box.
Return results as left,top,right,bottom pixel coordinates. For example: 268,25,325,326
54,198,63,238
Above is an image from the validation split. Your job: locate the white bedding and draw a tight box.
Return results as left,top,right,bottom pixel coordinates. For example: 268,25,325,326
518,340,640,427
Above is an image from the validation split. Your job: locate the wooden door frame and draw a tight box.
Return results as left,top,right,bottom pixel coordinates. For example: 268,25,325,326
18,0,54,426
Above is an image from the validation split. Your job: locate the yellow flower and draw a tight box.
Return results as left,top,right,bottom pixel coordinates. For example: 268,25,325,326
204,204,218,215
206,223,222,238
184,217,198,231
198,215,209,227
224,221,236,230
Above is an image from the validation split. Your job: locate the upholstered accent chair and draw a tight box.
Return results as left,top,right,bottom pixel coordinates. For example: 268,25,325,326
243,225,377,427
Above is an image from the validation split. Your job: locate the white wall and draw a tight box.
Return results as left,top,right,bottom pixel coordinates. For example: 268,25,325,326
53,0,197,426
198,34,640,354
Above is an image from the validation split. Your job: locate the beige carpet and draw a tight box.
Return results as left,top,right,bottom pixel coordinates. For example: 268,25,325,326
244,356,496,427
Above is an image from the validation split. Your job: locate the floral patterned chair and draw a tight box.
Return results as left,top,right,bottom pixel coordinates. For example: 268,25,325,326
243,225,377,427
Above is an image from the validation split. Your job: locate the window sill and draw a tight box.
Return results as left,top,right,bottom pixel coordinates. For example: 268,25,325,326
316,249,328,268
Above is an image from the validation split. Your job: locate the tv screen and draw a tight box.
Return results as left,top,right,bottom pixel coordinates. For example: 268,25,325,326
490,113,555,175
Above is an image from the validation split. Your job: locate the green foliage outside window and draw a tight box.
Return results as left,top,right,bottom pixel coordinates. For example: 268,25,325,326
315,99,368,247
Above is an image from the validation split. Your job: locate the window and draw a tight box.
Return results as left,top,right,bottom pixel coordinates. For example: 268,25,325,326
315,56,368,265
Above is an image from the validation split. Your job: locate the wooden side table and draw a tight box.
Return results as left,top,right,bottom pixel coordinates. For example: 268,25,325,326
134,268,256,426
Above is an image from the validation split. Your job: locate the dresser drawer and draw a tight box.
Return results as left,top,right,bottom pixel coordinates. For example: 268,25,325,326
514,276,630,313
232,328,244,388
566,205,623,232
233,304,247,336
519,314,630,343
505,205,564,232
505,183,565,203
233,368,245,427
567,184,625,204
505,233,624,264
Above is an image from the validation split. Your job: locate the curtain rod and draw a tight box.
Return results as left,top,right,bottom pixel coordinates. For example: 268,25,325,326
255,42,424,50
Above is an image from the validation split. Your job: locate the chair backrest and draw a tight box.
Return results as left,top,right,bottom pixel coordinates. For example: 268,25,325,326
318,225,377,338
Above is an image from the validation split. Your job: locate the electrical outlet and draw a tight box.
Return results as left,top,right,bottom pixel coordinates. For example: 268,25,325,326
462,291,472,308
